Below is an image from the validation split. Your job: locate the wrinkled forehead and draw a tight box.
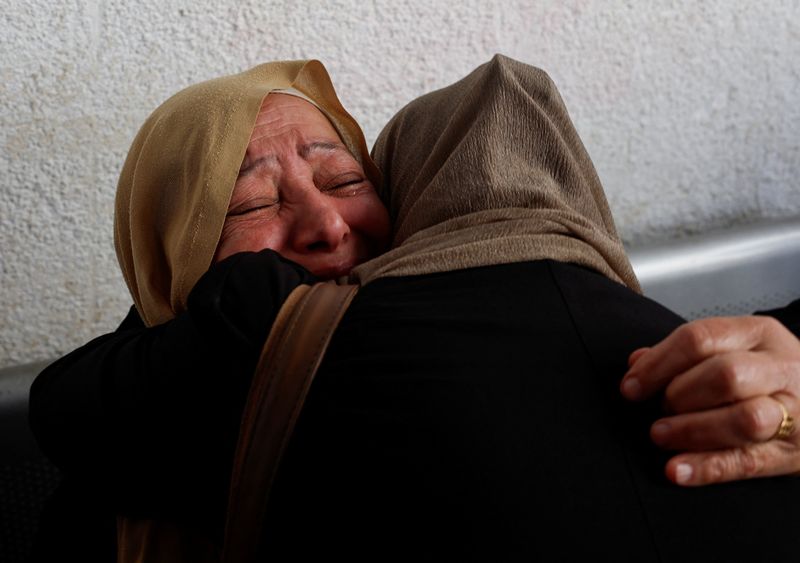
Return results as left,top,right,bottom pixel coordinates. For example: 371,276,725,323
254,88,344,143
244,92,355,170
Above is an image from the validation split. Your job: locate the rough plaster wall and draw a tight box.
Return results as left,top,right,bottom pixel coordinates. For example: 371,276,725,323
2,0,799,368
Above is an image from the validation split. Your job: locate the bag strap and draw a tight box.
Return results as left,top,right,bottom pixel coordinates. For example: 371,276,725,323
221,281,359,563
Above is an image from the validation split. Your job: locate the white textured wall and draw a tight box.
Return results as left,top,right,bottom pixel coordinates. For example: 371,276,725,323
2,0,799,368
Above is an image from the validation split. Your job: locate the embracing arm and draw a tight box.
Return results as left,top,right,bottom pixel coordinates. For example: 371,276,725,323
29,249,317,518
621,298,800,486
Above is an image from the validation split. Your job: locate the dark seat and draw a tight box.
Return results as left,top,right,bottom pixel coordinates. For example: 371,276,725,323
0,361,61,563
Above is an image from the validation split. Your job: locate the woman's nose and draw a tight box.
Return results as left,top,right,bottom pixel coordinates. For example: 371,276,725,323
289,190,349,254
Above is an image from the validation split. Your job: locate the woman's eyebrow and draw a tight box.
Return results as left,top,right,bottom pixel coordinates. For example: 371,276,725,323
239,155,276,175
300,140,349,158
240,141,350,175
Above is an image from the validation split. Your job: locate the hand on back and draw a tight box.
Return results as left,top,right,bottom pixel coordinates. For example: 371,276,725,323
621,316,800,486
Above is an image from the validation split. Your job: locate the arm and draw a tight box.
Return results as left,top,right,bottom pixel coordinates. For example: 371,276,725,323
620,299,800,486
29,249,317,521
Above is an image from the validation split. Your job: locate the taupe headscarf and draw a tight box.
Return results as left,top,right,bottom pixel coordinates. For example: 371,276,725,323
115,60,378,327
351,54,640,292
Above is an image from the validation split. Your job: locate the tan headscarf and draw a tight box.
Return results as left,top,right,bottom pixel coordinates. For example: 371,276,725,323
114,60,378,327
351,54,640,292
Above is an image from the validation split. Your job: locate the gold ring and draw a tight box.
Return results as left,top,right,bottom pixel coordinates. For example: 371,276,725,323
772,399,795,440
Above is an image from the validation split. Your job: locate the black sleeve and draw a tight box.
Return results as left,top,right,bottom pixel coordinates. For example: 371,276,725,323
755,298,800,338
28,249,317,529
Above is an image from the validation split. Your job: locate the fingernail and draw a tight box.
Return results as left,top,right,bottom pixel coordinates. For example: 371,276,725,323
651,421,670,444
621,377,642,400
675,463,693,484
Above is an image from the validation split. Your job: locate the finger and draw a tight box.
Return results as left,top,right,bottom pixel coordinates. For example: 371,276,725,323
662,351,789,413
627,347,650,369
650,396,787,451
664,441,800,486
621,317,771,401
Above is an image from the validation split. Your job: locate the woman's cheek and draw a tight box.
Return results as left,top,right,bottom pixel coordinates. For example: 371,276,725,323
339,193,391,249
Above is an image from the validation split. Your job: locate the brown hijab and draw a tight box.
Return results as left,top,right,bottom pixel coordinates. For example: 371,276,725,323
114,60,378,327
351,54,640,292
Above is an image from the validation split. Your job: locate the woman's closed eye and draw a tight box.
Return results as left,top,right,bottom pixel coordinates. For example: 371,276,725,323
321,174,370,196
226,197,279,217
226,166,373,219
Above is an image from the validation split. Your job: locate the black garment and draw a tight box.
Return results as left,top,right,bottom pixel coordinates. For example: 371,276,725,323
758,298,800,335
260,261,800,561
29,256,800,561
28,249,316,561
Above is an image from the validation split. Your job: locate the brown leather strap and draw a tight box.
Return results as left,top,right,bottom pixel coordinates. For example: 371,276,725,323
222,281,359,563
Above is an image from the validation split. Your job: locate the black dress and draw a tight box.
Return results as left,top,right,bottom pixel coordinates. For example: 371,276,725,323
29,253,800,562
260,260,800,561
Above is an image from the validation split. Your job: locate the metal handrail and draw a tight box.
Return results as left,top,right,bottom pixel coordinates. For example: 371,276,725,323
629,218,800,319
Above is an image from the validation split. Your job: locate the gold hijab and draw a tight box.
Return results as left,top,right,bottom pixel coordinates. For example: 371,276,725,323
351,54,640,292
114,60,378,327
